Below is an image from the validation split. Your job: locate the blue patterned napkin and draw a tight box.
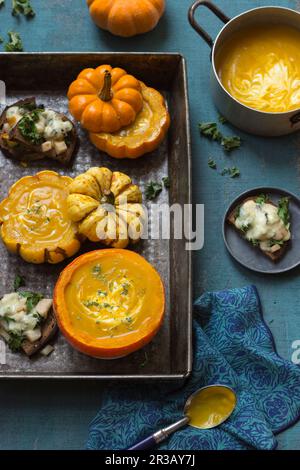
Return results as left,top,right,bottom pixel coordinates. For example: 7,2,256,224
87,285,300,450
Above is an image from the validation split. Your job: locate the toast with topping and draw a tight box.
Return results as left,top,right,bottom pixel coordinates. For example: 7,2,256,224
227,194,291,262
0,98,77,164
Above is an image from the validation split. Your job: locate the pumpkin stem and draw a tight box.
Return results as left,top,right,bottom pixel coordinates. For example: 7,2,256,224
99,71,113,102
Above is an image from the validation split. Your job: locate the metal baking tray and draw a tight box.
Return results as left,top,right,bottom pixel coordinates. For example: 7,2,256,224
0,53,192,380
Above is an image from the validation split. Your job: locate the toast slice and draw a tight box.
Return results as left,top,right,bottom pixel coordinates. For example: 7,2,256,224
0,99,77,164
227,196,290,262
21,308,57,357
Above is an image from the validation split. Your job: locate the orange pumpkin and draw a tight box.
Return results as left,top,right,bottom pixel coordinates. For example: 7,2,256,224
67,64,143,133
87,0,165,38
89,82,170,159
53,249,165,359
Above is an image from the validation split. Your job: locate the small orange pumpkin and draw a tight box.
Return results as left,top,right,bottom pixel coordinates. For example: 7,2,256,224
67,64,143,133
87,0,165,38
54,249,165,359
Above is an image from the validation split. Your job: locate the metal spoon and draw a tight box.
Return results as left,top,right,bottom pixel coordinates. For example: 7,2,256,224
128,384,237,450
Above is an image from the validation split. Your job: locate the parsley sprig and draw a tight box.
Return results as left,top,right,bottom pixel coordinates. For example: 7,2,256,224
12,0,35,18
199,121,241,153
4,31,23,51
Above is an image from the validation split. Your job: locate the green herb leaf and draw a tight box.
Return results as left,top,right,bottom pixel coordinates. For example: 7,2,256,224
162,176,170,189
18,109,44,145
250,239,259,247
278,196,290,226
12,0,35,17
229,166,240,178
8,331,24,352
241,223,251,233
121,282,130,296
0,36,3,44
5,31,23,52
208,157,217,169
14,274,25,291
255,194,268,205
19,291,43,312
139,351,148,368
269,239,284,247
199,122,222,142
145,181,163,200
221,166,240,178
218,114,227,124
221,136,241,152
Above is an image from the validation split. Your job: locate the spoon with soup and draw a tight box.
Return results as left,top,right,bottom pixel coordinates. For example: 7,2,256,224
128,385,237,450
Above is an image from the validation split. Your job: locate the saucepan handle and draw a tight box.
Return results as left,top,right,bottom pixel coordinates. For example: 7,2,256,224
188,0,231,48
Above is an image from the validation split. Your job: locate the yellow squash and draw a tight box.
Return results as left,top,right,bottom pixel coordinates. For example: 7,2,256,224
0,171,81,264
89,82,170,159
67,167,145,248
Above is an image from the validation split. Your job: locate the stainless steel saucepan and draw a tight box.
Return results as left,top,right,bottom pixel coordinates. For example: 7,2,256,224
188,1,300,136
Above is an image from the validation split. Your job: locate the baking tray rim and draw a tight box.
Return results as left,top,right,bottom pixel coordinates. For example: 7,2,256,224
0,51,193,380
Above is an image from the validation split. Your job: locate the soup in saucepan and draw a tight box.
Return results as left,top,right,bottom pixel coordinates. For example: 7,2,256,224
216,24,300,113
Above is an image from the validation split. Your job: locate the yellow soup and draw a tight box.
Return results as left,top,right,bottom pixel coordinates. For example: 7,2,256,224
216,24,300,113
54,249,165,358
186,386,236,429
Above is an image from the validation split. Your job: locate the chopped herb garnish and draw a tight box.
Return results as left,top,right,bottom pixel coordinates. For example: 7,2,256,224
255,194,268,205
92,264,102,275
241,223,251,233
19,291,43,312
208,157,217,169
0,36,3,44
18,110,44,144
121,282,130,296
5,31,23,52
269,239,284,247
139,351,149,368
14,274,25,291
92,264,105,280
221,136,241,152
32,311,43,327
199,122,222,142
218,114,227,124
162,176,170,189
8,331,24,352
12,0,35,17
221,166,240,178
234,205,241,218
97,290,107,297
229,166,240,178
278,197,290,227
3,314,15,324
145,181,163,200
250,239,259,247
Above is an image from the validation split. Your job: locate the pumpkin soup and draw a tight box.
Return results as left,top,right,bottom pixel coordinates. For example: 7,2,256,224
0,171,81,264
216,24,300,113
54,249,165,358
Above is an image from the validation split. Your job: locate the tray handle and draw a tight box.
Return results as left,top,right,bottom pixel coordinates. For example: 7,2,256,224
188,0,230,48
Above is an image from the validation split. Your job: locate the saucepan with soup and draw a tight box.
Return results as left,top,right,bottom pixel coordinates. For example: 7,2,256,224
188,1,300,136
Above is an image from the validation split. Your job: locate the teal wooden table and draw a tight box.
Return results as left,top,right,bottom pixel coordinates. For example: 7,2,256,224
0,0,299,450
